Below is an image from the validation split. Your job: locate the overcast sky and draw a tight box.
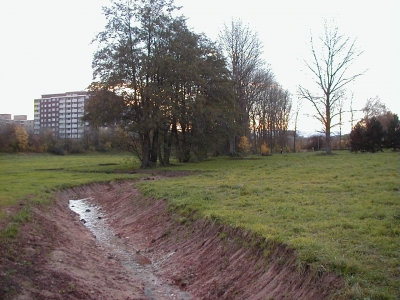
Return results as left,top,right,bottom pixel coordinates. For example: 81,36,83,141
0,0,399,134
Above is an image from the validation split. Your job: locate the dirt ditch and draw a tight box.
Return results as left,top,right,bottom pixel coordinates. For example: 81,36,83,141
1,180,343,299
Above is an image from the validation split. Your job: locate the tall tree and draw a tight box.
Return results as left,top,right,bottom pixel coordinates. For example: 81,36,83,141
293,98,303,152
298,22,365,154
86,0,232,167
219,19,263,153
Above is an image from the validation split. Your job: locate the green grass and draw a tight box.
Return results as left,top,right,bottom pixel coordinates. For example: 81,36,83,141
0,151,399,299
137,151,400,299
0,152,140,212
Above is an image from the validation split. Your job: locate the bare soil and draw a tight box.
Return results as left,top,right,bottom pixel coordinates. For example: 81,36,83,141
1,180,343,299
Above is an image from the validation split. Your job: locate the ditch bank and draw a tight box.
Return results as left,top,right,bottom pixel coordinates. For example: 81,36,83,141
1,180,343,299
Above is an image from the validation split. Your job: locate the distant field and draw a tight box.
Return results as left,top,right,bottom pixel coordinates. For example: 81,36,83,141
0,151,399,299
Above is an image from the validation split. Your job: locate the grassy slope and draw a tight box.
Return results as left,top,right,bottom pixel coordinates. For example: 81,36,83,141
0,151,399,299
138,151,399,299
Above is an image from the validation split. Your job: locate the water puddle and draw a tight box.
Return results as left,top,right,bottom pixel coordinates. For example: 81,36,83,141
69,198,191,300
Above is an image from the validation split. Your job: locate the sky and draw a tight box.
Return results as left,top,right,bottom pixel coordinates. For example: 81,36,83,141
0,0,399,134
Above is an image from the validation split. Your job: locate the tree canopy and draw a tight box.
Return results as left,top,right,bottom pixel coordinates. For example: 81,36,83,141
85,0,234,167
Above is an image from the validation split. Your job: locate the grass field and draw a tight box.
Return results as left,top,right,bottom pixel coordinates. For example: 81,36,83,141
0,152,139,210
1,151,399,299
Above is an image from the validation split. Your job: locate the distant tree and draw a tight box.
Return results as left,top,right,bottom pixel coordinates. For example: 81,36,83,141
365,117,384,152
350,117,385,153
292,98,303,152
237,136,251,154
362,96,387,120
0,124,15,152
14,126,28,152
0,124,28,152
248,69,292,153
298,22,365,154
385,114,400,151
28,132,45,152
307,134,324,151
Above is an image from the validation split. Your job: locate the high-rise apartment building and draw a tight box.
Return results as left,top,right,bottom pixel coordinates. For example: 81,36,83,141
0,114,34,133
34,91,89,138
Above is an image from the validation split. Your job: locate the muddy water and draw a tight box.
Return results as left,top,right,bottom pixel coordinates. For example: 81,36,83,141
69,198,191,300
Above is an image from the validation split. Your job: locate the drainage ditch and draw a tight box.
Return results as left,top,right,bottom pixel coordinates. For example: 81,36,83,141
69,197,191,300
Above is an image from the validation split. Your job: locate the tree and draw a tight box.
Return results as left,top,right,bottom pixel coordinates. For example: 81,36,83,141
250,75,292,153
86,0,233,167
0,124,28,152
14,125,28,152
0,123,15,152
292,98,303,152
219,19,263,153
349,121,365,152
362,96,387,120
298,22,365,154
385,114,400,151
365,117,384,152
350,117,385,153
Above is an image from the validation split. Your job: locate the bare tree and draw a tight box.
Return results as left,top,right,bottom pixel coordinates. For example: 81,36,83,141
362,96,388,119
219,19,263,153
293,98,303,152
298,22,365,154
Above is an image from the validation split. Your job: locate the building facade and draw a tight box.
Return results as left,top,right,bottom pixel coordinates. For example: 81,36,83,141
34,91,89,139
0,114,34,133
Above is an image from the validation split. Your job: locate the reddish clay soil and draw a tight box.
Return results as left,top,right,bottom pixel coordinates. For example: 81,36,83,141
1,180,343,299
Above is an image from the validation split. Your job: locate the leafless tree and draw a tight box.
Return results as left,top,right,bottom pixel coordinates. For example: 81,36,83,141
293,98,303,152
298,22,365,154
362,96,388,120
219,19,263,153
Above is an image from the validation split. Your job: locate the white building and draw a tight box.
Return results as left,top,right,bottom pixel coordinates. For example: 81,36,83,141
34,91,89,139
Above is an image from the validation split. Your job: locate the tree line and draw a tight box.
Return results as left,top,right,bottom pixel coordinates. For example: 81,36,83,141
0,124,130,155
3,1,397,161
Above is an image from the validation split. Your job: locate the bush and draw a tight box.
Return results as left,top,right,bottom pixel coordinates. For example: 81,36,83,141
48,145,66,155
238,136,251,154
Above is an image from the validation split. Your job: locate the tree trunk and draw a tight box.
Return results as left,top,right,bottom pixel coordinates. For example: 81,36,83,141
229,136,235,154
325,128,332,154
149,129,158,163
161,124,172,166
141,132,151,168
325,99,332,154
